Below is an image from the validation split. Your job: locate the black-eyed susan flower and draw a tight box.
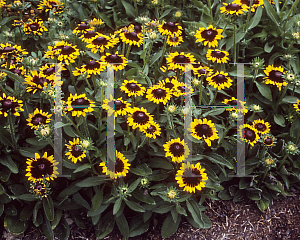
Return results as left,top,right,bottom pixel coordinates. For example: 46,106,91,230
233,0,263,12
86,34,119,52
206,49,229,63
252,119,271,135
88,18,104,27
158,76,180,94
158,22,182,37
0,43,28,60
220,2,249,15
72,22,94,35
12,19,24,27
120,31,143,47
285,141,300,155
263,65,287,91
120,79,146,97
99,151,131,179
100,51,128,71
166,35,184,47
39,63,66,79
222,97,248,114
65,138,86,163
194,25,224,48
127,107,153,130
175,161,208,193
206,71,233,90
0,0,5,8
0,93,24,117
260,133,276,147
146,85,172,105
166,52,196,71
2,63,26,76
293,99,300,112
44,41,80,64
26,152,59,182
239,124,259,146
27,108,52,130
79,31,98,43
23,19,48,35
262,156,277,168
163,138,190,163
190,118,219,147
29,178,51,198
192,63,213,77
141,121,161,139
24,70,55,94
65,93,95,117
102,95,131,117
73,60,106,78
173,82,194,97
37,0,64,14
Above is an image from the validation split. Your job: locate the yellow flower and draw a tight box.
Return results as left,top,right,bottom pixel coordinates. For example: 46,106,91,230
206,49,229,63
206,71,233,90
163,138,190,163
195,25,224,48
263,65,287,91
27,108,52,130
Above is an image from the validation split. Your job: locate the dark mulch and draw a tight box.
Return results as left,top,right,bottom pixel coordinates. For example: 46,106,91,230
3,187,300,240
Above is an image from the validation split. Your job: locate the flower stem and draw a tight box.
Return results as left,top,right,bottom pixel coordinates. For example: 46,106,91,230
259,145,266,159
273,83,289,114
246,112,255,124
161,0,164,16
158,36,167,67
0,83,7,95
86,151,98,175
198,76,203,106
244,0,253,32
233,24,237,63
68,64,78,92
216,120,235,148
212,90,218,104
85,77,92,91
82,115,90,138
122,42,126,56
260,168,269,183
296,125,300,145
170,114,177,138
277,152,289,170
134,0,138,16
135,129,140,152
63,113,84,138
143,42,153,71
8,112,16,149
125,45,132,59
207,0,213,19
282,0,299,31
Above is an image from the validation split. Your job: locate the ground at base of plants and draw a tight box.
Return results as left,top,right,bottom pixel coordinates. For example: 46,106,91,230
4,187,299,240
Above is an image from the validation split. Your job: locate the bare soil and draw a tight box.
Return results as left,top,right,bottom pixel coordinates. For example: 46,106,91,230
3,187,300,240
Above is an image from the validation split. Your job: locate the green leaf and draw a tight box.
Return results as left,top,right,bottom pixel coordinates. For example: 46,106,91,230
202,108,225,117
73,163,91,173
186,200,204,228
161,213,181,238
255,81,272,101
73,192,90,210
160,8,174,19
4,215,28,234
53,218,70,240
19,147,39,158
85,50,101,60
20,205,34,221
128,178,141,193
0,155,18,174
75,177,107,187
113,198,122,215
42,214,54,240
63,125,78,138
132,189,156,205
264,42,274,53
150,50,163,66
0,125,14,147
263,0,280,26
290,118,300,138
121,0,136,18
51,209,62,230
247,7,262,30
204,153,234,169
148,158,174,169
175,204,187,216
98,13,113,29
200,213,212,228
124,199,146,212
153,204,173,214
43,196,55,221
17,194,39,201
92,188,103,211
0,69,24,83
57,182,81,199
257,198,269,212
116,213,130,240
0,16,19,25
26,138,49,147
282,96,299,103
274,114,286,127
225,32,245,51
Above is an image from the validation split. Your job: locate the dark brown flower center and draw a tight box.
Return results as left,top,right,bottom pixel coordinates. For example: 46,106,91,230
244,128,256,141
167,22,175,27
255,123,266,131
86,60,100,69
32,114,47,125
93,36,107,45
38,163,45,170
212,74,226,84
36,185,43,191
212,51,225,58
33,76,48,86
30,24,39,31
2,99,14,108
228,100,237,105
3,47,15,53
84,31,97,38
61,45,76,55
195,124,213,137
153,88,166,97
165,82,174,89
182,168,202,187
114,100,122,107
269,70,283,83
124,32,140,41
201,29,218,41
106,54,123,63
170,143,184,157
134,25,142,33
45,67,55,75
31,158,53,179
128,83,137,89
115,158,125,173
73,98,89,105
147,126,155,132
227,3,241,10
136,112,146,120
264,137,273,145
12,69,21,75
199,68,207,74
174,54,189,63
77,23,88,30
